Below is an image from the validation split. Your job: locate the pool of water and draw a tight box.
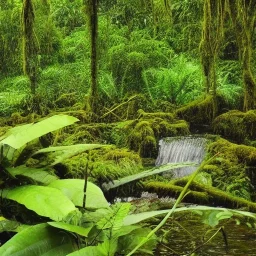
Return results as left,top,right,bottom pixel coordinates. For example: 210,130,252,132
155,215,256,255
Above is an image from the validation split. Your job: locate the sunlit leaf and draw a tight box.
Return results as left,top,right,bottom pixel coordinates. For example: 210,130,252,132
67,246,104,256
2,185,77,221
0,223,76,256
0,114,79,149
48,179,109,209
102,162,197,191
48,222,93,237
7,165,58,185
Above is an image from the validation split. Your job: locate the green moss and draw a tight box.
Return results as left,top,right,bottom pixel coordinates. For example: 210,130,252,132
143,181,209,204
58,146,143,186
54,93,77,108
173,179,256,212
127,120,156,158
138,109,175,122
106,94,155,121
203,138,256,200
8,112,40,125
103,148,142,165
176,95,214,125
52,110,88,123
213,110,256,143
59,123,114,145
209,138,256,165
144,180,256,212
122,111,189,158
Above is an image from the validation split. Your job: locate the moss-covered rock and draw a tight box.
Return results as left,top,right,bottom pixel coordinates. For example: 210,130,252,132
123,110,189,158
176,95,214,126
201,138,256,200
54,146,143,186
212,110,256,143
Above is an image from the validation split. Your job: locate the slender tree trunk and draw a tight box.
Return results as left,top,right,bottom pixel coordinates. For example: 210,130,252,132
200,0,225,119
228,0,256,111
85,0,99,116
22,0,39,95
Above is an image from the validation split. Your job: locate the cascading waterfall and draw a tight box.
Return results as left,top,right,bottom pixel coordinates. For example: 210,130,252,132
156,136,207,178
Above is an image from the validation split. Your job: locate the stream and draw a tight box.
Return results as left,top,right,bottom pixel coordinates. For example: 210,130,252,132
154,136,256,255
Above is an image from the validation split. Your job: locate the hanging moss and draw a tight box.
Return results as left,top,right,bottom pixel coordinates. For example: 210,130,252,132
228,1,256,111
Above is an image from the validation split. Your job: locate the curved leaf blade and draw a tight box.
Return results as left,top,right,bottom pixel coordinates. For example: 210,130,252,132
2,185,77,221
0,223,76,256
7,166,58,185
123,206,256,226
67,246,104,256
102,162,197,191
0,114,79,149
48,222,93,237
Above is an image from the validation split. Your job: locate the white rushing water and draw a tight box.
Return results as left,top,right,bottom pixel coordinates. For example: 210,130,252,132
155,136,207,178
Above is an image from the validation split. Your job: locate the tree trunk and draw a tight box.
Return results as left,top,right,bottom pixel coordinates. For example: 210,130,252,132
228,0,256,111
85,0,99,117
200,0,226,119
22,0,39,95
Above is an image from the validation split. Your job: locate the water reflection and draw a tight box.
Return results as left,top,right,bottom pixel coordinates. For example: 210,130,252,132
155,214,256,255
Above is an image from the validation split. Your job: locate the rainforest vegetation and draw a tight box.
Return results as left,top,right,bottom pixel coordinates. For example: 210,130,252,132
0,0,256,255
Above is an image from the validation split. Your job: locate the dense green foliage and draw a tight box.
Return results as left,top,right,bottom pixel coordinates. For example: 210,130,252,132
0,0,252,116
1,0,256,255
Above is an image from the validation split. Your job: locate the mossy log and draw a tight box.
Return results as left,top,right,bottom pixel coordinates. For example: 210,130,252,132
144,180,256,212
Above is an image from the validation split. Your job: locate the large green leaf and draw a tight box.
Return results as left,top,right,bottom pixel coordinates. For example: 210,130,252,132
2,185,77,221
96,203,130,230
0,114,79,149
7,165,58,185
67,246,105,256
48,222,93,237
33,144,107,165
48,179,109,209
0,223,77,256
102,162,197,191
